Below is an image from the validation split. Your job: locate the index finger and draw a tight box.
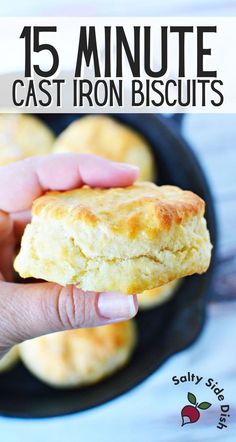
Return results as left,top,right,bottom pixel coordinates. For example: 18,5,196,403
0,153,138,213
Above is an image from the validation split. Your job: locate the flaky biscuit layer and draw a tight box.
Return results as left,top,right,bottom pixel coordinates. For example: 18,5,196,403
14,182,212,294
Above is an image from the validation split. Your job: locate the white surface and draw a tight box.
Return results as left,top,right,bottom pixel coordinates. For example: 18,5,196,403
1,0,236,16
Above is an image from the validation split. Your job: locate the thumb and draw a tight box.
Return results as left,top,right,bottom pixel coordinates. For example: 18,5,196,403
0,281,138,351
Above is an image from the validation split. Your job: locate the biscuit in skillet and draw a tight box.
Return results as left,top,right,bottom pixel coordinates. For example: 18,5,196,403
137,279,181,309
0,346,19,373
53,115,155,181
19,321,136,387
0,114,54,165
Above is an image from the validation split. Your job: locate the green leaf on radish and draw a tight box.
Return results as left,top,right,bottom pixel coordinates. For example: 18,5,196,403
187,392,196,405
198,402,212,410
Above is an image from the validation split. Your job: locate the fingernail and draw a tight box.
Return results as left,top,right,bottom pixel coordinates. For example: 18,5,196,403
98,292,138,321
115,162,139,173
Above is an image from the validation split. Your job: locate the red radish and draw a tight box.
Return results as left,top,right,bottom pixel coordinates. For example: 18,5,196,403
181,405,200,426
180,392,211,426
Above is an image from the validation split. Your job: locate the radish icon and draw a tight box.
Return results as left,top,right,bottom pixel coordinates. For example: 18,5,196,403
181,392,211,426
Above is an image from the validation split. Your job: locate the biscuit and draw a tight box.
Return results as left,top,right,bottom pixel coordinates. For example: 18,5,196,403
19,321,136,387
138,279,181,309
14,182,212,294
53,116,155,181
0,346,19,373
0,114,54,165
54,116,158,300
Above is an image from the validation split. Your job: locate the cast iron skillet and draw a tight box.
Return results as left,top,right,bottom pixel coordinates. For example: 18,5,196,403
0,114,217,418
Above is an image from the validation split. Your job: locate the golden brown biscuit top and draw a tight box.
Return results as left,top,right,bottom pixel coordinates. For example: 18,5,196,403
0,114,54,164
53,116,155,181
33,182,205,240
51,322,133,356
53,115,150,159
21,321,135,367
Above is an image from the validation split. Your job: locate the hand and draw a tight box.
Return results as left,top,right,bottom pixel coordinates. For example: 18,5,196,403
0,153,138,358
